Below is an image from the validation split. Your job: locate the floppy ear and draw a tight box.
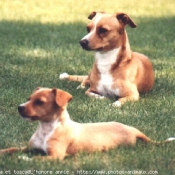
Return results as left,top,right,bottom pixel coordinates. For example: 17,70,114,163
116,13,137,28
34,87,42,91
52,88,72,107
88,11,96,19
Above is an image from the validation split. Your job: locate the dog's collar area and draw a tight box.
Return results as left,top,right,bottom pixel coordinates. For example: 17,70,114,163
38,119,61,132
38,116,61,124
39,118,60,124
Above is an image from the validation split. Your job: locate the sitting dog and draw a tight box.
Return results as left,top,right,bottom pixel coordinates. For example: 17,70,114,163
60,11,154,107
0,87,174,160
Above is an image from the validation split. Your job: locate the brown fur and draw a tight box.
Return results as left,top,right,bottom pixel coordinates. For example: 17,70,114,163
0,88,173,160
60,12,154,106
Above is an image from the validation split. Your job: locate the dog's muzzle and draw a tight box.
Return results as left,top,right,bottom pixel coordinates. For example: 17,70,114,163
18,105,25,113
18,105,38,121
79,39,90,50
18,105,27,118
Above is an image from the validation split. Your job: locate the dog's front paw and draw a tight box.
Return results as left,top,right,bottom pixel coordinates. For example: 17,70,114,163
88,92,106,99
59,73,69,80
77,84,86,89
112,101,122,107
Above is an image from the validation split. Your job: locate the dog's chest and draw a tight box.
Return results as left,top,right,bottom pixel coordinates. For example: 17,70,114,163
30,120,60,153
95,49,120,96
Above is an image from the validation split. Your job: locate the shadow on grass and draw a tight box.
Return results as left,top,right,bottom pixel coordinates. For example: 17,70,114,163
0,15,174,56
0,20,84,49
0,15,174,93
0,16,175,172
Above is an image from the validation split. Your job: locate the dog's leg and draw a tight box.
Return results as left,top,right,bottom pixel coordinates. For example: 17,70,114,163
59,73,88,83
77,76,90,89
60,73,89,89
0,146,28,155
33,155,65,161
113,93,139,107
85,89,106,99
33,144,68,161
112,85,140,107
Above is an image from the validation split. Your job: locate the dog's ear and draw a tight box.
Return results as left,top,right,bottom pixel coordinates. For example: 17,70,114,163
52,88,72,107
88,11,106,20
35,87,42,91
116,13,137,28
88,11,96,19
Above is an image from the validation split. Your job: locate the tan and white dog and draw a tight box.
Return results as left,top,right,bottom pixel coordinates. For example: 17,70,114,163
0,87,174,160
60,12,154,106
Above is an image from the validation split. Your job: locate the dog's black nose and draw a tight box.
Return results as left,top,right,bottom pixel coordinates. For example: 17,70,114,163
79,39,89,48
18,105,25,113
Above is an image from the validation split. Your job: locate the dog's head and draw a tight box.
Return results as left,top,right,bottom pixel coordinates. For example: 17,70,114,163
79,12,137,52
18,87,72,122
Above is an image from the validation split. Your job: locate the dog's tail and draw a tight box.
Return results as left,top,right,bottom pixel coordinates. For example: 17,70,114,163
136,129,175,145
60,73,88,82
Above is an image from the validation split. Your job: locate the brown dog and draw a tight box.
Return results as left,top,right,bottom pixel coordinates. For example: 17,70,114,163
60,11,154,107
0,87,174,160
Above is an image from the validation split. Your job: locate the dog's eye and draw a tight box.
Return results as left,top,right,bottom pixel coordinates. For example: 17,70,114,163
87,27,91,33
99,28,108,34
35,99,45,105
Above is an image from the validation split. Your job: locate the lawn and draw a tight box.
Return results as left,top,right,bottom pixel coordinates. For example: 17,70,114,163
0,0,175,174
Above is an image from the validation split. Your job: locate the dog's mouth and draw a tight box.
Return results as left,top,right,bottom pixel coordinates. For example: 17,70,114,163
79,39,104,51
18,105,39,121
20,115,39,121
80,45,104,52
96,47,104,51
79,43,92,51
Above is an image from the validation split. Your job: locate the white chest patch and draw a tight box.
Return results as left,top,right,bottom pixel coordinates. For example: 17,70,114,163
95,48,121,97
30,119,60,153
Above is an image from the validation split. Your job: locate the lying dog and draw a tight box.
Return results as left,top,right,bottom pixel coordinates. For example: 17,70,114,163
0,87,174,160
60,11,154,106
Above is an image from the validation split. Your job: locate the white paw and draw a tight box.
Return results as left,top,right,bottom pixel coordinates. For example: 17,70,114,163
89,92,105,99
77,85,85,89
98,96,106,99
112,101,122,107
59,73,69,80
18,155,32,161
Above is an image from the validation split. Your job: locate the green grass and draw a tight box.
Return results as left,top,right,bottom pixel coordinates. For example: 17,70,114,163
0,0,175,174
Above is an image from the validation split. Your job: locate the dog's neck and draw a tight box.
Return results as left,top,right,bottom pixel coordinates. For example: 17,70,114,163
58,108,71,124
95,48,120,62
39,108,71,126
121,33,132,60
95,33,132,68
30,109,72,150
95,48,120,73
38,119,60,134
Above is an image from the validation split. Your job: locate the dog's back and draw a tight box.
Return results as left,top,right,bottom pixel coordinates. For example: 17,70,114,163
66,122,151,154
132,52,154,93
